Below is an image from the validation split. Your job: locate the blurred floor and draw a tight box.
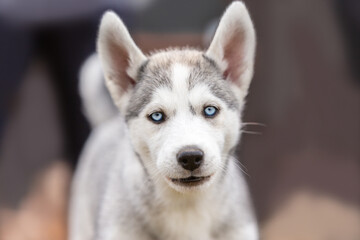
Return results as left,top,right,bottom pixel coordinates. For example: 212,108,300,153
262,190,360,240
0,161,70,240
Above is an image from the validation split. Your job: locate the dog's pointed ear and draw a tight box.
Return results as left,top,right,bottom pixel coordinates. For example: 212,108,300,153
97,11,147,109
206,1,256,97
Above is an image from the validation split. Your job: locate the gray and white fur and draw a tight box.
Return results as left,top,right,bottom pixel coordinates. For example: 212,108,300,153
69,2,258,240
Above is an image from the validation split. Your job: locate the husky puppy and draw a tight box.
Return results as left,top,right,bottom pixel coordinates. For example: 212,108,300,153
69,1,258,239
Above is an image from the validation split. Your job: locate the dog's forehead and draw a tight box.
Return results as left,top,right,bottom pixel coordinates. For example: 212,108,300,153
125,49,238,121
141,49,217,85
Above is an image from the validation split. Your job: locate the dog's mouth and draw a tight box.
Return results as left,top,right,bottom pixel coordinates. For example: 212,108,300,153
170,175,212,187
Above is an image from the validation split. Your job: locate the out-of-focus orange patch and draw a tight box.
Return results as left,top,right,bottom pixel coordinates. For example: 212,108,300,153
262,190,360,240
0,161,71,240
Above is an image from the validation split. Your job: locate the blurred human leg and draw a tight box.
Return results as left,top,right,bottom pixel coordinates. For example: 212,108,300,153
38,18,99,167
0,20,33,143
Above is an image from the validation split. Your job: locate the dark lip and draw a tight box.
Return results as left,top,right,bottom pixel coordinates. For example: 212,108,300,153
170,175,211,187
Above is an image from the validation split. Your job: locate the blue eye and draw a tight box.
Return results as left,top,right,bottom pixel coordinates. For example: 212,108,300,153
149,112,165,123
203,106,218,117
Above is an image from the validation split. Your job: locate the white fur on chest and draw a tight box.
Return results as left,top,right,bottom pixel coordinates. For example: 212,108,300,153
151,194,217,240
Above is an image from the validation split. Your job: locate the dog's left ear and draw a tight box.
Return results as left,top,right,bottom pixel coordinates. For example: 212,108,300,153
206,1,256,97
97,11,147,110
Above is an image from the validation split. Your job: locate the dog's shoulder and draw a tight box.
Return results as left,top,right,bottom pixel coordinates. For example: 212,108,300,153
75,114,128,186
69,114,130,239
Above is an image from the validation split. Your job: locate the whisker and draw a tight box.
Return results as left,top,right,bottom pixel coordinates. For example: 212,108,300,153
241,130,262,135
232,159,250,177
241,121,265,135
221,154,250,177
242,122,266,127
232,156,248,172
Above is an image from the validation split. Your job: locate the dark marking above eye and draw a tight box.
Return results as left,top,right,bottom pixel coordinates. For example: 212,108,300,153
126,59,173,122
187,55,239,110
137,59,150,81
189,104,196,115
202,54,220,69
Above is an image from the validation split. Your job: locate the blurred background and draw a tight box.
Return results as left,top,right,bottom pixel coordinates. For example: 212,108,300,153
0,0,359,239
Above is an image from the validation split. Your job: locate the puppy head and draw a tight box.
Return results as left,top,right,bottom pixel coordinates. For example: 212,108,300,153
97,1,256,193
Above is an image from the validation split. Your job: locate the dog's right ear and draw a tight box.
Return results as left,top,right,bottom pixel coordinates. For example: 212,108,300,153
206,2,256,100
97,11,147,110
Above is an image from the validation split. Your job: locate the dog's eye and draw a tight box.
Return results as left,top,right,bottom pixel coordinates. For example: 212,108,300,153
203,106,218,118
149,112,165,123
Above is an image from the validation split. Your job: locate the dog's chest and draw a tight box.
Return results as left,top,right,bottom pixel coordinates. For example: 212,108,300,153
149,201,219,240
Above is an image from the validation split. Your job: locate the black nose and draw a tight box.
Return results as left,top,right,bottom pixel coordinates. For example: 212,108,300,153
177,147,204,171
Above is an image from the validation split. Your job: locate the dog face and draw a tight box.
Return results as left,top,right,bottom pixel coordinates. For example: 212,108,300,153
97,2,256,193
126,51,243,192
